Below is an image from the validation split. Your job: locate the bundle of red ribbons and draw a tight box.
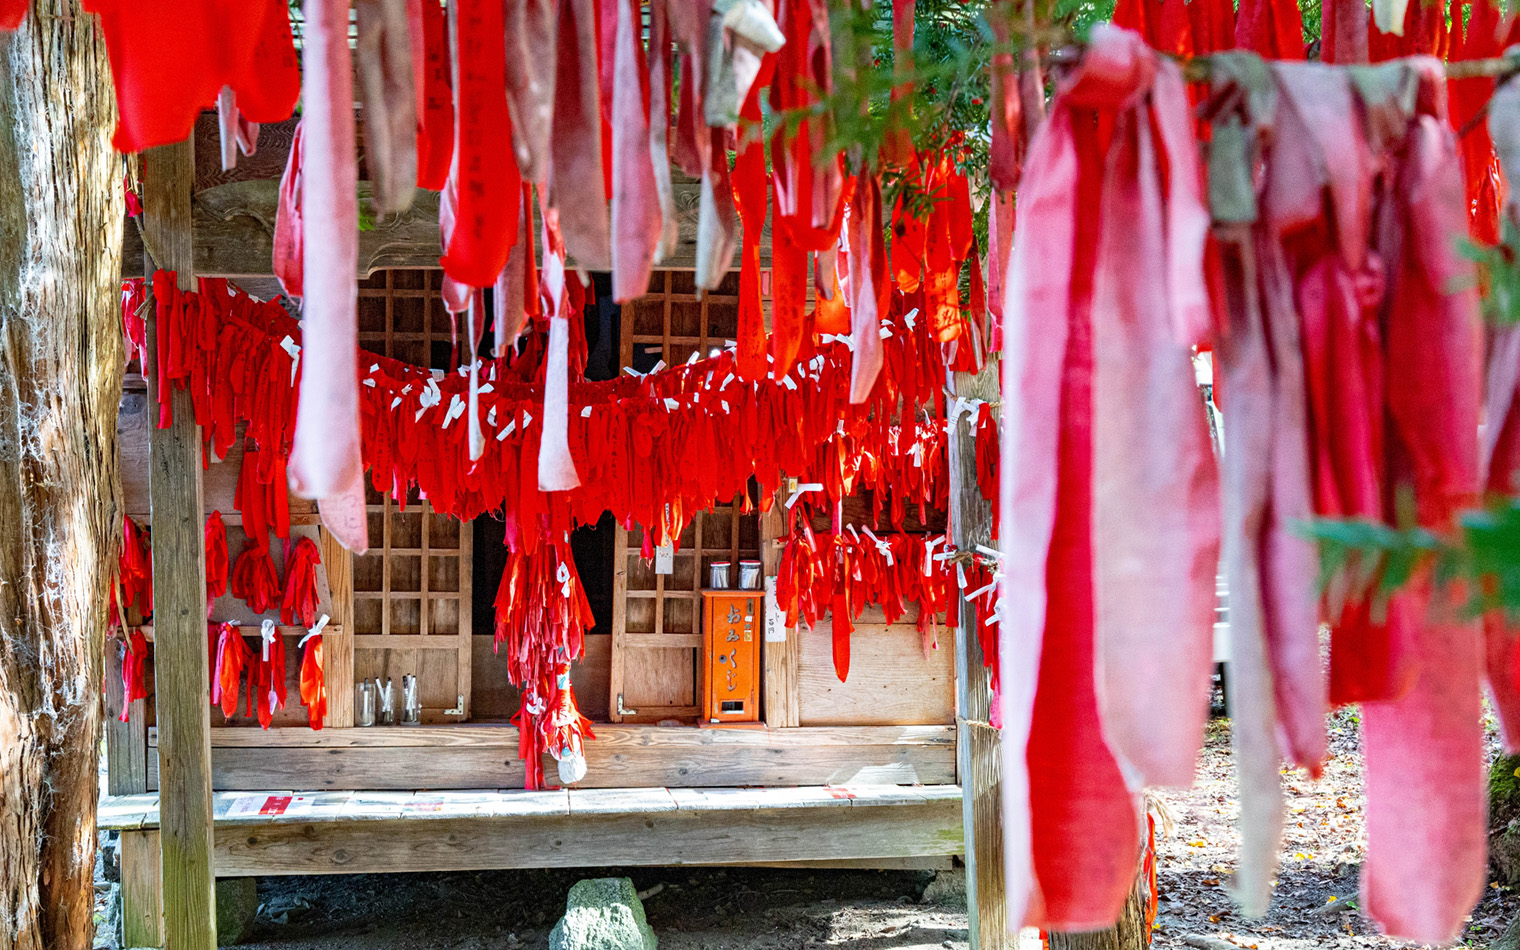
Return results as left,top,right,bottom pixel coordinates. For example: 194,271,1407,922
492,540,596,789
208,618,326,730
111,516,153,627
1113,0,1511,247
774,525,1001,708
117,629,150,721
126,273,961,556
205,510,229,610
775,528,953,679
789,419,951,533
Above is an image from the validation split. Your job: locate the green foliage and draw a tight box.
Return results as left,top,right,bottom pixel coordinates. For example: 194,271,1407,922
1461,218,1520,326
1052,0,1117,40
1302,512,1448,603
1299,497,1520,619
781,0,998,177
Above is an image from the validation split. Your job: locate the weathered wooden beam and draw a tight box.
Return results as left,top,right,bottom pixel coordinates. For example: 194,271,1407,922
213,796,962,875
143,140,217,950
104,637,148,795
143,724,959,791
948,362,1008,950
121,177,762,279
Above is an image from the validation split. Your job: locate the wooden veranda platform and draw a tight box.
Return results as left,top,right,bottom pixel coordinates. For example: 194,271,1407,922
101,784,964,946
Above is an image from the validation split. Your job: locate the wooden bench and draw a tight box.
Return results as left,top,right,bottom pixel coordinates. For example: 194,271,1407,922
100,783,965,947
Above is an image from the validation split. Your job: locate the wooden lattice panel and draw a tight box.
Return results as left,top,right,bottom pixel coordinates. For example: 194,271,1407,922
609,269,759,723
358,268,457,370
352,484,473,720
619,270,741,371
351,268,473,721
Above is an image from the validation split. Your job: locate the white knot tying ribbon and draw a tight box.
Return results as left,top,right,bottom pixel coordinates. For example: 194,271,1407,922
967,580,999,602
260,618,277,661
861,527,894,565
298,614,330,649
279,335,301,385
922,537,943,577
785,483,823,510
440,393,466,429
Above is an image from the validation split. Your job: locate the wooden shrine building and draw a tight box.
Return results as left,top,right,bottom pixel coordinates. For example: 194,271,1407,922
98,117,1004,949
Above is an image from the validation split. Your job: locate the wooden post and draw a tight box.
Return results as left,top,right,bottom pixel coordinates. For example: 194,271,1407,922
761,486,799,728
143,140,218,950
318,528,356,727
948,363,1006,950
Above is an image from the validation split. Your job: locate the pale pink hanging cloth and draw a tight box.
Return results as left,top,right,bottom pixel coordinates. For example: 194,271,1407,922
538,205,581,492
288,0,369,554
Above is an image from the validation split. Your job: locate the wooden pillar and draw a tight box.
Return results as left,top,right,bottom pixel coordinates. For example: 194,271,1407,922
761,485,799,728
143,140,217,950
948,363,1007,950
318,528,357,727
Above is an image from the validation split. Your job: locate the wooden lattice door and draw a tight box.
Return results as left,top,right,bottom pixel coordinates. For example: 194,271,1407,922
351,269,473,720
609,270,761,722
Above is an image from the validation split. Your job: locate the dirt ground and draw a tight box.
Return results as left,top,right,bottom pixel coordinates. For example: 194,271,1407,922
101,709,1518,950
1149,710,1518,950
213,866,970,950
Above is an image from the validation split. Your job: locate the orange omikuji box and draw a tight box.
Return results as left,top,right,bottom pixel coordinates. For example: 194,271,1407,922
700,589,762,724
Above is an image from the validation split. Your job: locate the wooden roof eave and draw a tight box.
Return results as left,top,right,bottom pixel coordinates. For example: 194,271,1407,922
121,176,770,280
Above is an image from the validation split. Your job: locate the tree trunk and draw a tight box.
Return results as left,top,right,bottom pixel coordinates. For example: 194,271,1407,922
0,4,124,950
1047,875,1151,950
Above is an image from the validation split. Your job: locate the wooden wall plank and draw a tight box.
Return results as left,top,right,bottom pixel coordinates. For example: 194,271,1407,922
105,636,148,794
121,178,764,279
120,830,165,949
797,621,956,726
211,798,962,875
145,724,956,790
143,139,218,950
161,723,954,748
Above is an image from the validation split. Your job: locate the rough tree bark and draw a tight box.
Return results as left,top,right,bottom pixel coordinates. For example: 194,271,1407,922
0,4,124,950
1047,874,1151,950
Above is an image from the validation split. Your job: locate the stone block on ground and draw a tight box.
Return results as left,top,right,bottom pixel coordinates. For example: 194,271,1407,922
920,867,967,906
215,876,259,946
550,877,657,950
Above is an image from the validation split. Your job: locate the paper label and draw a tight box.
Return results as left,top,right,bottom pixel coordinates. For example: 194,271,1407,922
764,577,787,642
655,544,674,575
